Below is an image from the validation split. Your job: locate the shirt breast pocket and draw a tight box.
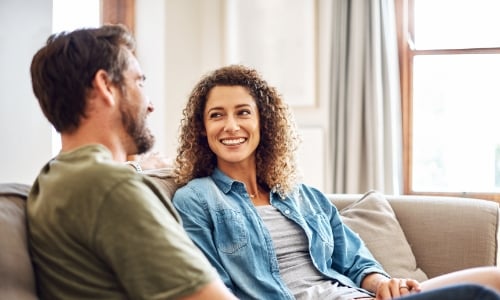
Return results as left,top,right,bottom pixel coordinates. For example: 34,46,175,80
215,209,248,253
307,213,334,247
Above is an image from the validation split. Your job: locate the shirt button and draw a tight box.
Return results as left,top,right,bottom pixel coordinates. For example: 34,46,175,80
284,209,291,214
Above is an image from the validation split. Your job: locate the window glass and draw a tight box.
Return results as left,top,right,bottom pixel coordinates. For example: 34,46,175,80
414,0,500,49
52,0,100,32
412,54,500,192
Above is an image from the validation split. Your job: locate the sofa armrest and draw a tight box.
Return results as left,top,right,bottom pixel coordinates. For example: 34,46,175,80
387,195,499,278
329,194,499,279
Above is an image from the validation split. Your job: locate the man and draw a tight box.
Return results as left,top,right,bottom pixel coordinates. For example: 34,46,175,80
27,24,236,300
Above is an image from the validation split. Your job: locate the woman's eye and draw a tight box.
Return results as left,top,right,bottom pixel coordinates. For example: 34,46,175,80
239,110,251,116
209,112,222,118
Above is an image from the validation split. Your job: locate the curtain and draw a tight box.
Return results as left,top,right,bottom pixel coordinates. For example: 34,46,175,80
329,0,402,194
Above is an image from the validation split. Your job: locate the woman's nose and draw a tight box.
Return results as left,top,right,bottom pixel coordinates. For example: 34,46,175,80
224,116,240,132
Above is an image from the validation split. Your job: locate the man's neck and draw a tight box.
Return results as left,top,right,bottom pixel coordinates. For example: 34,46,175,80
60,133,128,162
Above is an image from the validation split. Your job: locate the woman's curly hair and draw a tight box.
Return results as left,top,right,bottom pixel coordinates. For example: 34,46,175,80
174,65,301,197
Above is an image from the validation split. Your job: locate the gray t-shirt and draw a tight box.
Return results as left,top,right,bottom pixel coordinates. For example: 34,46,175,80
28,144,217,299
256,205,372,300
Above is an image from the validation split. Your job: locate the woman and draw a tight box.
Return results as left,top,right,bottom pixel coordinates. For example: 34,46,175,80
172,65,500,300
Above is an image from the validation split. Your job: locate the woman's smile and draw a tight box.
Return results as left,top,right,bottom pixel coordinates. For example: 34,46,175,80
220,137,247,146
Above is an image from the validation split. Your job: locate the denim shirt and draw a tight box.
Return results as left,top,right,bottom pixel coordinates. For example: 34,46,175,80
172,168,388,300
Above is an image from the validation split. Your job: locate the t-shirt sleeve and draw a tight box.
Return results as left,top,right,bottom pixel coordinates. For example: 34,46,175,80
92,178,217,299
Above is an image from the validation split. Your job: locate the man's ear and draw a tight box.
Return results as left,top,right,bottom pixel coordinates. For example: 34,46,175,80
93,69,116,106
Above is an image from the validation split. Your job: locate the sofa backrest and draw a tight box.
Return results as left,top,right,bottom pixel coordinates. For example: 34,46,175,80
0,169,177,300
331,193,500,278
0,183,38,300
145,169,500,279
144,169,500,279
6,168,499,297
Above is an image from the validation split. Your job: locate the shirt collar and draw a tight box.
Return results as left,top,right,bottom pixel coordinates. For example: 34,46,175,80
210,167,286,201
211,167,239,194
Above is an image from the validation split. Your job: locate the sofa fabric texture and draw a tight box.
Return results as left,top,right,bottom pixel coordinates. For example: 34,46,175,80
333,193,500,279
1,168,499,298
0,182,37,300
339,190,428,282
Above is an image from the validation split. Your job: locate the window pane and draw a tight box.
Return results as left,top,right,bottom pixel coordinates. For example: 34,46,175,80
414,0,500,49
412,54,500,192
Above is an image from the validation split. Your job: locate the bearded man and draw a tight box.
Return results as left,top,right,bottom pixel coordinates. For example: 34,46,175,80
27,24,236,300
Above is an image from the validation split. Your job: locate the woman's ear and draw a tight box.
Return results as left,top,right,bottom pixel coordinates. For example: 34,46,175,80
93,69,115,106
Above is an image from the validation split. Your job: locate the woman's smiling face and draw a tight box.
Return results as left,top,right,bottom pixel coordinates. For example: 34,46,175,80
203,85,260,170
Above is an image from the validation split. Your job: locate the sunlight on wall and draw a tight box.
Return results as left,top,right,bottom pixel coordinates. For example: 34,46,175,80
52,0,100,32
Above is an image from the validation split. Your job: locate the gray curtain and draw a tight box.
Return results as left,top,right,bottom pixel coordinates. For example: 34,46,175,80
329,0,402,194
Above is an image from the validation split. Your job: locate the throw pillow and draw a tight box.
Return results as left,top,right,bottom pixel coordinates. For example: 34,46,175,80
339,190,428,282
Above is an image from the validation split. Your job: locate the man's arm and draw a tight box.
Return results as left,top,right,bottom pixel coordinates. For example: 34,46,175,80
178,279,237,300
96,179,233,299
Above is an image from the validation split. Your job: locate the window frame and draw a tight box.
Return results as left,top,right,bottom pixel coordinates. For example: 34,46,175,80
101,0,135,34
396,0,500,202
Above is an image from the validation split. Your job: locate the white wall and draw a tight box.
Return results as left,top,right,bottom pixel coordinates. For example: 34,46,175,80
0,0,53,185
136,0,226,159
0,0,333,192
135,0,332,192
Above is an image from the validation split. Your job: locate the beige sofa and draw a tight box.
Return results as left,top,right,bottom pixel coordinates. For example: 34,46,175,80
332,192,499,281
1,170,499,299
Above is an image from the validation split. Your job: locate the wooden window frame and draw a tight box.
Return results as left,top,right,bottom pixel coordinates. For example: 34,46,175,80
101,0,135,34
396,0,500,202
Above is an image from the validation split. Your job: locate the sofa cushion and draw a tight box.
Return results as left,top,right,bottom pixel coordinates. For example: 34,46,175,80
143,167,177,199
339,190,428,282
0,182,38,300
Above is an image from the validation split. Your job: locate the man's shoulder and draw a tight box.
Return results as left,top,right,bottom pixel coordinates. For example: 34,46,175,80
69,158,139,193
29,146,143,208
52,144,135,182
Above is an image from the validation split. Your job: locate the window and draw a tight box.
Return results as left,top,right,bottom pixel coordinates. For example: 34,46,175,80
396,0,500,201
52,0,100,32
101,0,135,34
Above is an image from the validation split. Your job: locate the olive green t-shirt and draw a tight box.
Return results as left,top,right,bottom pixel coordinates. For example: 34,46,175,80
27,144,217,300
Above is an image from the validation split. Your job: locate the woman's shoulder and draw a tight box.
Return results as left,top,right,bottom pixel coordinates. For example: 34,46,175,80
181,176,215,190
173,176,216,200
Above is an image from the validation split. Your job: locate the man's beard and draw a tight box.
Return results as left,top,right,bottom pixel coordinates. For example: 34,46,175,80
120,99,155,155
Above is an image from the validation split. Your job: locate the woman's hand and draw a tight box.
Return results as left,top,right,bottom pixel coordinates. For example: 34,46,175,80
375,277,421,300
